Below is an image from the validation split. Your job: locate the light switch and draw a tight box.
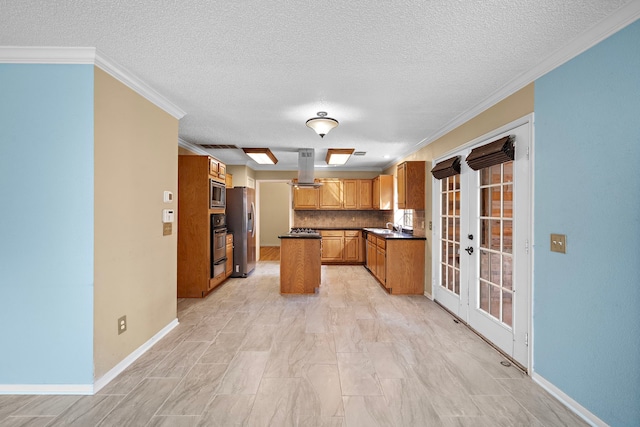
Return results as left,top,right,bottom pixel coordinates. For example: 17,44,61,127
550,233,566,253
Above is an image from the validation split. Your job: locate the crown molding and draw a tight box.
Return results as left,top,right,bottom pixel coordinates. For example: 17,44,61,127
408,3,640,156
0,46,186,120
178,138,211,156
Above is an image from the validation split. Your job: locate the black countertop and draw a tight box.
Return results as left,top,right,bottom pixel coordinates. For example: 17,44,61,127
278,232,322,239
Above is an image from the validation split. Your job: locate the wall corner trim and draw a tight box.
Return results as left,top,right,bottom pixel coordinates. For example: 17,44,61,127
93,318,179,394
0,46,186,120
531,372,608,427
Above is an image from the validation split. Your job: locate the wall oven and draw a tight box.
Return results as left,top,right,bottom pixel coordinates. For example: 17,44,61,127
211,213,227,278
210,179,226,209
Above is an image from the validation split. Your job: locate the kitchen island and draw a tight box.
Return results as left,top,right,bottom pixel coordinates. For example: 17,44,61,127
278,231,321,294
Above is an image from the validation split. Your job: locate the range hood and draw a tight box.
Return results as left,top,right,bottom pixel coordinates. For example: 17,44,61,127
289,148,322,188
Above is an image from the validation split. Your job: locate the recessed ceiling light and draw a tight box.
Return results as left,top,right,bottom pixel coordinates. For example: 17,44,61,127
242,148,278,164
326,148,355,165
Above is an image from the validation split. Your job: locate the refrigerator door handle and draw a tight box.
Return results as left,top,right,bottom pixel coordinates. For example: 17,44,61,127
250,201,256,237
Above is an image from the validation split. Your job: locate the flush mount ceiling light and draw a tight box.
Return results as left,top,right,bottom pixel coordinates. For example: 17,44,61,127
242,148,278,165
326,148,355,165
306,111,339,138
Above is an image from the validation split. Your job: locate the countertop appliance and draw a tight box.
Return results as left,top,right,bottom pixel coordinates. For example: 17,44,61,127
226,187,256,277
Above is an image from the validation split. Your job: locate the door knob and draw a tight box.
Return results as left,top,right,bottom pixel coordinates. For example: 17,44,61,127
465,246,474,255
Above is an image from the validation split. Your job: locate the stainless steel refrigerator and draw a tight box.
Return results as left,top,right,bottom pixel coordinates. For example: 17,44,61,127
226,187,256,277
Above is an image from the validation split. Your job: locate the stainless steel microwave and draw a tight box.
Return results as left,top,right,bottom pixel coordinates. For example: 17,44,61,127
210,179,226,208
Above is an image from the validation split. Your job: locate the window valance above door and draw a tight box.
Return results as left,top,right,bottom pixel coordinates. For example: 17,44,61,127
466,135,515,171
430,156,461,180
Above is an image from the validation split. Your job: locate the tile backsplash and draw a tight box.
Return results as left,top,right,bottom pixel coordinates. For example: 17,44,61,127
294,210,390,228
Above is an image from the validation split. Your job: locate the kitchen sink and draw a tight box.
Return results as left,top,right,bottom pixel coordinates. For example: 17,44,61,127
365,228,397,234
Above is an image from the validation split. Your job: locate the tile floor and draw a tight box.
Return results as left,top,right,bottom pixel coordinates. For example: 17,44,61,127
0,263,588,426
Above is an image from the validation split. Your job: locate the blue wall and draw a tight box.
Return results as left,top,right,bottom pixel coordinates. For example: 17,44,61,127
0,64,94,385
534,21,640,426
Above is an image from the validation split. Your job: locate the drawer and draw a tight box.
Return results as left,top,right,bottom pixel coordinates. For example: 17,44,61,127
376,237,386,249
321,230,344,237
345,230,360,237
367,233,376,243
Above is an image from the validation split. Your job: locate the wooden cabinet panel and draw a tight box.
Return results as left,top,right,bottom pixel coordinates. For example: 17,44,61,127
293,186,319,209
376,245,386,286
280,238,321,294
358,179,373,209
397,162,406,208
225,234,233,278
343,179,357,209
366,238,375,274
397,161,425,210
217,163,226,180
321,235,344,262
209,157,218,176
344,234,359,262
319,179,342,209
225,173,233,188
386,239,425,294
373,175,393,210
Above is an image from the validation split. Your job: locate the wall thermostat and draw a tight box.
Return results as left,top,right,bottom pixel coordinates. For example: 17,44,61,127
163,191,173,203
163,209,175,223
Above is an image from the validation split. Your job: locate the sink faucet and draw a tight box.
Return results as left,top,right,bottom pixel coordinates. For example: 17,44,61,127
386,222,402,232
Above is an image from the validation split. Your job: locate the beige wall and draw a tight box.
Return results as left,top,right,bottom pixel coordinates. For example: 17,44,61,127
384,84,534,296
227,165,254,187
259,182,291,246
94,67,179,379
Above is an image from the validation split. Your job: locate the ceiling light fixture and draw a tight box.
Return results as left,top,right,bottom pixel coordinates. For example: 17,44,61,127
242,148,278,165
306,111,339,138
326,148,355,165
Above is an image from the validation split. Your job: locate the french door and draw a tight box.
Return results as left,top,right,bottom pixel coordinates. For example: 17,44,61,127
433,120,532,368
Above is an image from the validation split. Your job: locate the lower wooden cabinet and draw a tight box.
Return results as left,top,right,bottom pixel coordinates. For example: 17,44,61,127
320,230,364,264
225,234,233,278
364,232,425,294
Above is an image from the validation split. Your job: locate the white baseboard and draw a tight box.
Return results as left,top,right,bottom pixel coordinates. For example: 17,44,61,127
93,318,179,393
0,384,93,395
0,318,179,395
531,372,608,427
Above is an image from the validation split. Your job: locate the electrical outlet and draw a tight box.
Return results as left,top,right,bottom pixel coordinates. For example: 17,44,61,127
550,234,567,254
118,315,127,335
429,221,432,230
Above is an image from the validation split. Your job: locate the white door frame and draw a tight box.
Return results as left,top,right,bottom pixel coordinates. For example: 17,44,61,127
431,114,534,372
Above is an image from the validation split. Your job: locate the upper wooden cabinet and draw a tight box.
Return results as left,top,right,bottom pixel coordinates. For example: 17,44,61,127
343,180,358,209
343,179,373,210
319,179,342,209
397,161,426,210
293,177,383,210
357,180,373,209
373,175,393,210
208,156,226,183
293,186,319,209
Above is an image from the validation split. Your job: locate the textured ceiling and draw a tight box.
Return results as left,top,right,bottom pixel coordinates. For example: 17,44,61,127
1,1,635,170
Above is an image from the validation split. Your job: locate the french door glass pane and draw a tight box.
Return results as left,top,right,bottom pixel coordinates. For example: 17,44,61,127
440,175,461,295
477,161,515,327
